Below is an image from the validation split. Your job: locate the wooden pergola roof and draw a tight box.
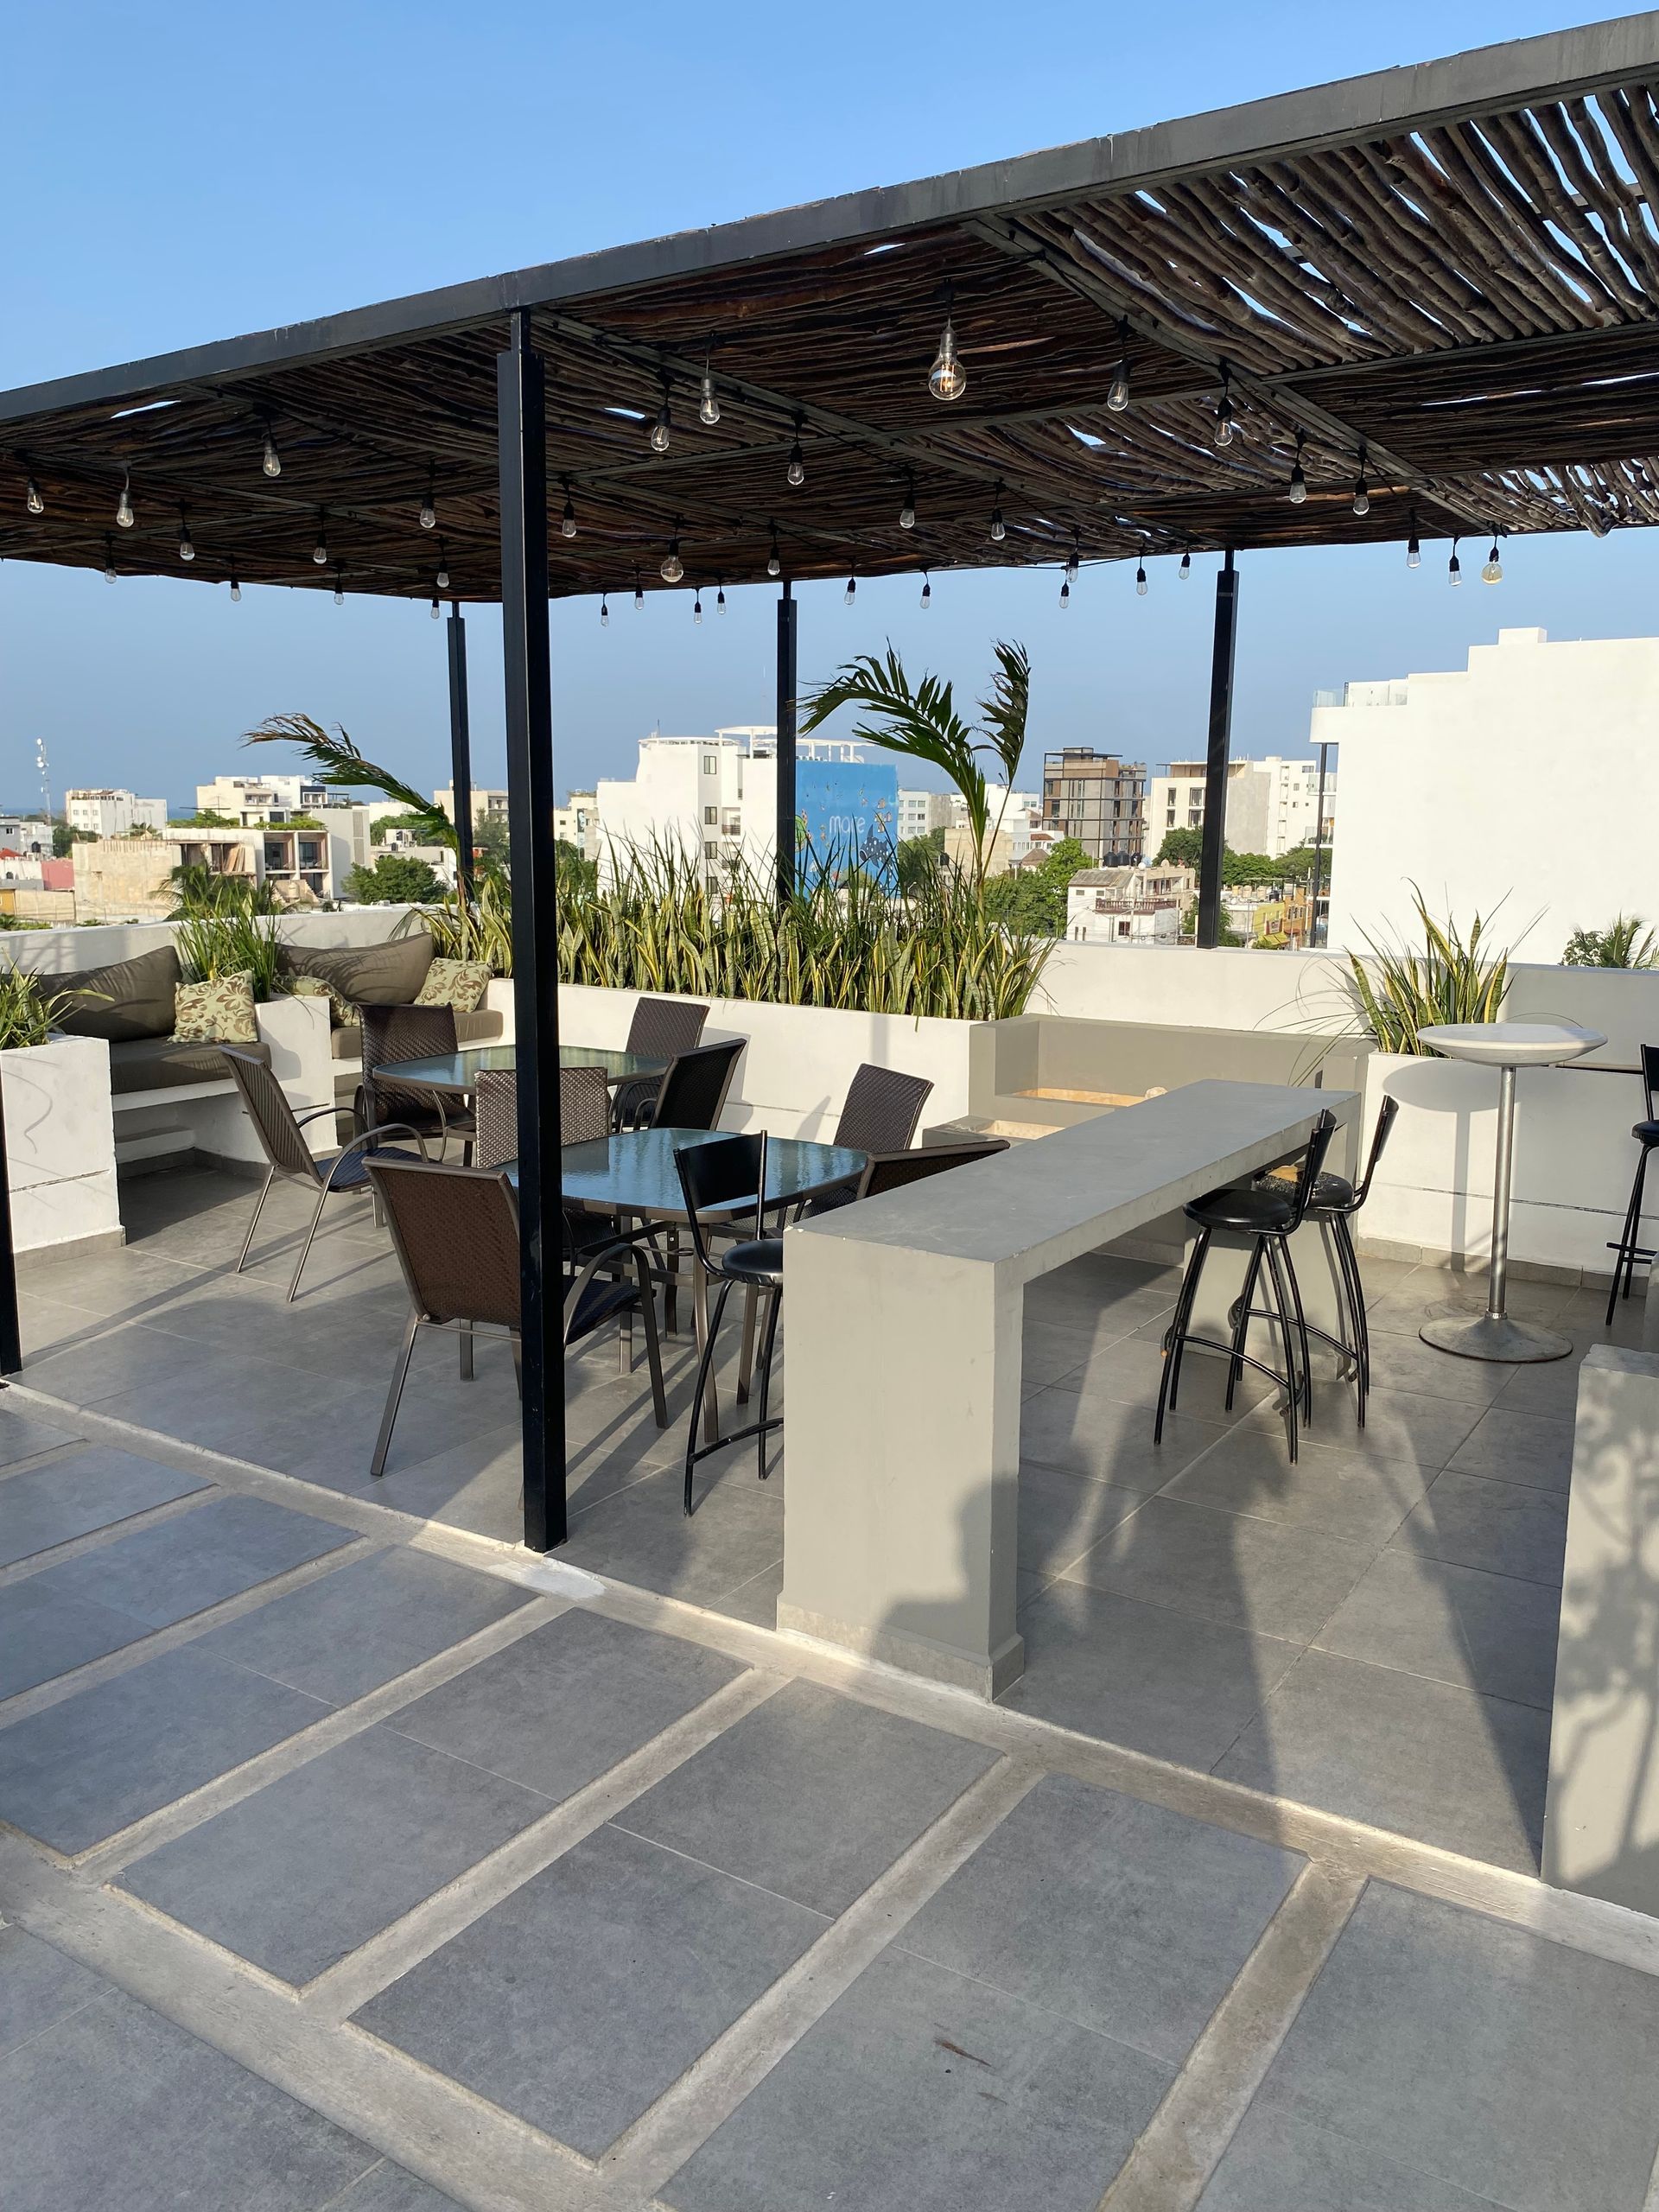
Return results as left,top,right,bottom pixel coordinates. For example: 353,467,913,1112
8,14,1659,603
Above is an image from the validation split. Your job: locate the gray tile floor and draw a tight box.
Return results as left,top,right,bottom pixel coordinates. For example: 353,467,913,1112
2,1318,1657,2212
5,1163,1611,1878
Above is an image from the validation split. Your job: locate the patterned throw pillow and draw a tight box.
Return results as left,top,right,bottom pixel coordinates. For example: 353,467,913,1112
173,972,259,1045
285,972,353,1026
414,956,493,1013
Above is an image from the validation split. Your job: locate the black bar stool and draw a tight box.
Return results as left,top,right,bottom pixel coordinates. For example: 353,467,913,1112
1607,1045,1659,1325
1155,1110,1337,1463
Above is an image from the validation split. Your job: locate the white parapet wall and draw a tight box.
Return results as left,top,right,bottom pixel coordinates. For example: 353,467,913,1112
558,984,980,1138
3,1036,121,1253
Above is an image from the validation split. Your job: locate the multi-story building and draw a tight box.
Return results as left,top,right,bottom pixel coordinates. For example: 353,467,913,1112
1147,756,1334,861
1318,625,1655,961
896,789,953,844
194,773,330,824
0,816,48,856
1065,863,1196,945
64,788,168,838
554,791,600,860
434,785,510,830
1041,749,1147,865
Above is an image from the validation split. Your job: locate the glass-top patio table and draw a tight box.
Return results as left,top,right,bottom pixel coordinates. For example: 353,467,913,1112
378,1041,670,1091
505,1127,868,1221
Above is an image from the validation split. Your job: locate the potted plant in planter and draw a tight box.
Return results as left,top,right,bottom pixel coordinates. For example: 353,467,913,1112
0,964,121,1255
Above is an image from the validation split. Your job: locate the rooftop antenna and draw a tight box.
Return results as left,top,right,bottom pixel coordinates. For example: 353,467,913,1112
35,736,52,827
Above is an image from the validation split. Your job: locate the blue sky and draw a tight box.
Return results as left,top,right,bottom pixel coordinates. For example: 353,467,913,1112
5,1,1655,811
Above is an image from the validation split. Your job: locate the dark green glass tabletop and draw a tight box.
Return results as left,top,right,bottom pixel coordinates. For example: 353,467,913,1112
378,1041,669,1091
505,1127,867,1219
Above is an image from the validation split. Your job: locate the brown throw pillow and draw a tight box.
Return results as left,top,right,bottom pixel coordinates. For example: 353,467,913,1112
280,932,435,1008
414,956,493,1013
51,943,182,1042
174,972,259,1046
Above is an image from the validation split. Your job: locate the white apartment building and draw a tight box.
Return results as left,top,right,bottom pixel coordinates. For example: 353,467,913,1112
0,817,48,855
897,789,953,842
435,785,510,830
194,773,332,824
555,791,600,860
1319,626,1659,962
1147,756,1334,860
1065,863,1195,945
65,787,167,838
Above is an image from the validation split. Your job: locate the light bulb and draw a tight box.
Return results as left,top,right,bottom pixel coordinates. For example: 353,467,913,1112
989,505,1006,543
699,373,720,426
1135,563,1147,596
429,596,441,619
117,479,134,528
334,577,346,606
561,493,576,539
1482,541,1503,584
633,577,645,609
694,593,703,624
103,539,117,583
436,564,450,590
927,318,967,403
1179,550,1192,581
660,540,683,583
844,575,856,606
1215,406,1234,450
920,574,931,610
419,496,436,531
600,594,609,626
1065,548,1079,582
766,545,781,577
178,517,194,562
787,436,805,487
262,430,282,479
230,574,241,602
1351,476,1370,518
313,537,327,566
651,404,671,454
1448,545,1462,587
1407,533,1421,569
899,498,916,531
25,478,43,515
1058,577,1071,609
1287,461,1306,505
716,585,727,614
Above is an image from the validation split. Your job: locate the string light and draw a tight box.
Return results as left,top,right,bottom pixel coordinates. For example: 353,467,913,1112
561,478,577,539
1135,556,1148,596
600,592,609,626
419,472,437,531
1214,368,1235,449
429,595,440,620
25,477,43,515
1106,320,1131,413
334,563,345,607
919,569,931,610
1059,575,1071,610
786,418,805,488
651,381,672,454
698,342,720,427
660,524,684,584
1351,444,1370,518
435,541,450,591
766,521,781,578
1407,512,1421,569
1287,431,1307,505
1065,532,1080,583
116,473,134,528
177,507,194,563
1482,536,1503,584
1448,536,1462,587
989,483,1007,543
1179,548,1192,581
312,512,328,566
716,580,727,615
693,589,703,624
927,284,967,403
262,427,282,479
229,563,241,603
899,474,917,531
633,568,645,611
104,534,117,583
844,570,856,607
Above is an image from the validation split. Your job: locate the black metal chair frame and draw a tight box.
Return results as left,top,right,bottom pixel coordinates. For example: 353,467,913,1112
613,995,711,1130
1606,1046,1659,1324
674,1132,782,1515
221,1046,431,1304
1155,1109,1337,1464
364,1155,668,1479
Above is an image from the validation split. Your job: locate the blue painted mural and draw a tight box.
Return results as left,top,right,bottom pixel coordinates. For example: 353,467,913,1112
795,758,899,892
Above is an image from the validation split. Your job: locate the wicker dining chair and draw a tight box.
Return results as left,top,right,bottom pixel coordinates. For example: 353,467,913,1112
644,1036,746,1134
220,1046,429,1302
357,1002,475,1159
613,996,710,1129
798,1064,938,1221
363,1154,667,1478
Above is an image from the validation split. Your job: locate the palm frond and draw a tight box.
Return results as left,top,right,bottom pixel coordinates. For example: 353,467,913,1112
243,715,456,852
978,640,1030,790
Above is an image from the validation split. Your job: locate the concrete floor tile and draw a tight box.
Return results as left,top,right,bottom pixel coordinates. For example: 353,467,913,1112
1163,1425,1432,1548
1390,1469,1568,1586
353,1821,823,2157
23,1493,359,1629
619,1678,996,1915
1020,1385,1228,1492
86,1351,378,1462
119,1726,549,1984
0,1980,378,2211
0,1403,83,1468
901,1773,1300,2063
1215,1649,1548,1872
0,1646,331,1853
0,1446,211,1567
390,1608,742,1802
1363,1332,1513,1407
1251,1386,1484,1473
1003,1582,1299,1766
557,1459,785,1605
715,1558,785,1627
1052,1336,1274,1420
1446,1405,1576,1493
0,1926,105,2058
1260,1882,1659,2210
1058,1494,1375,1643
663,1945,1171,2212
1018,1464,1147,1578
329,2164,466,2209
1499,1351,1591,1420
190,1546,535,1703
1315,1548,1560,1708
1197,2092,1496,2209
0,1575,155,1699
21,1319,227,1408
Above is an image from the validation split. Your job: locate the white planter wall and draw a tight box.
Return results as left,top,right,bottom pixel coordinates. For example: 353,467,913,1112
559,985,980,1138
1036,941,1356,1033
3,1037,120,1253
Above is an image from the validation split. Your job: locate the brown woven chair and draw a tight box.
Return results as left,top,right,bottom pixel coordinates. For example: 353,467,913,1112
220,1046,429,1302
357,1002,475,1159
613,995,709,1129
363,1154,667,1478
799,1064,938,1222
648,1036,746,1132
475,1061,614,1170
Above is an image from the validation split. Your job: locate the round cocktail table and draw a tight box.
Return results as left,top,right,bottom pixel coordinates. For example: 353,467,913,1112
1414,1021,1607,1362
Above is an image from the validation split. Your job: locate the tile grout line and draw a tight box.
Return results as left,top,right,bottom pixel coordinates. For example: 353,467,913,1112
0,1484,225,1591
598,1754,1046,2202
1094,1862,1367,2212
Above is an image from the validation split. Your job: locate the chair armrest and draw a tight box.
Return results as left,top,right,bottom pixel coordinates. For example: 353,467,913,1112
292,1103,340,1128
339,1122,434,1162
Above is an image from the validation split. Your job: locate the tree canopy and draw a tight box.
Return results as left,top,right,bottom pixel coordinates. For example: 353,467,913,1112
345,853,441,905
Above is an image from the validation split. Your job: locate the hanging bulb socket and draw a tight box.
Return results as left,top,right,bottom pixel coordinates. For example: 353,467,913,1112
1351,446,1370,518
178,507,194,563
1106,320,1131,413
312,512,328,567
561,479,577,539
25,477,44,515
229,564,241,603
1448,537,1462,587
633,570,645,610
927,283,967,402
103,534,118,583
651,384,672,454
989,485,1007,543
766,522,781,578
844,573,856,606
786,420,805,488
262,428,282,479
1179,549,1192,581
919,569,931,610
419,474,437,531
334,564,345,607
1065,536,1080,582
435,541,450,591
1482,537,1503,584
1287,431,1307,505
600,593,610,627
699,370,720,427
693,591,703,624
429,595,441,620
1135,560,1148,596
899,474,917,531
116,474,134,529
716,581,727,614
1407,516,1421,569
660,524,684,584
1214,369,1235,449
1058,576,1071,610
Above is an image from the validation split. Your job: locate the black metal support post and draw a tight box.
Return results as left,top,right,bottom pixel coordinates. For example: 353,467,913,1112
0,1067,20,1377
447,602,474,904
497,308,565,1553
1196,550,1240,950
775,580,798,903
1308,739,1331,949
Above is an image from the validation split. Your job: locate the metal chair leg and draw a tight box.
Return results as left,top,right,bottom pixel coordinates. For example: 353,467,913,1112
1156,1226,1210,1442
237,1168,275,1273
288,1188,330,1302
1609,1146,1652,1322
371,1311,422,1476
692,1257,721,1446
683,1279,734,1515
1281,1237,1314,1424
1263,1237,1300,1462
1165,1225,1211,1417
1225,1242,1264,1410
736,1285,758,1405
755,1288,783,1480
630,1248,670,1427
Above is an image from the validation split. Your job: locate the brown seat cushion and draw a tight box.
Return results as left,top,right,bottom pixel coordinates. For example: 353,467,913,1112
50,944,181,1043
109,1035,271,1095
330,1005,504,1060
281,933,435,1011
